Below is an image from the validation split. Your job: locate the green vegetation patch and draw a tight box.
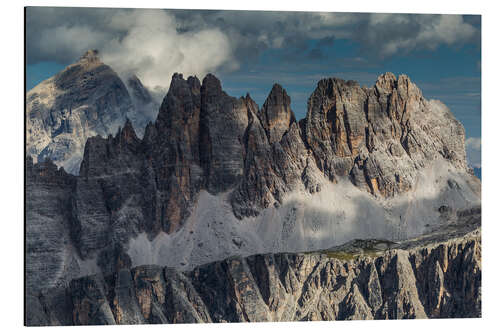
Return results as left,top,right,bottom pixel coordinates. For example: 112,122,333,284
322,250,358,261
310,239,397,262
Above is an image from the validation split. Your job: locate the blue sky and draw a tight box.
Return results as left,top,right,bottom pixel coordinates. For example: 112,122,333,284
216,39,481,138
26,8,481,167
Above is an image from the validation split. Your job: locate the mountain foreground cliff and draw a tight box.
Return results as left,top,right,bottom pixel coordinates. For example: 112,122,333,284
27,214,481,325
25,56,481,324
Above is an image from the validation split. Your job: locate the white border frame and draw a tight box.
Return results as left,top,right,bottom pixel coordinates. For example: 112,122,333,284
3,1,497,332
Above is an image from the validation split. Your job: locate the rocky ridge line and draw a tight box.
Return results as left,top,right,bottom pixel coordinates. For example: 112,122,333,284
76,70,472,235
26,218,481,325
25,71,480,310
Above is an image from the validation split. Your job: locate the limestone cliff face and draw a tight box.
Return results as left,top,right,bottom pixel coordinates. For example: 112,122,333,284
26,221,481,325
68,73,309,251
259,83,296,144
26,50,158,174
143,73,204,234
25,71,481,325
303,73,467,197
68,71,475,240
231,85,312,218
26,156,77,293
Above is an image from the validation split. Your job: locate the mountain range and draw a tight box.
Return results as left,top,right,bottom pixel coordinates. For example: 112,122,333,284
25,51,481,325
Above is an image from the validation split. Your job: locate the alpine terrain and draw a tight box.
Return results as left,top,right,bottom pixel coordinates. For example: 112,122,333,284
26,50,159,174
25,53,481,325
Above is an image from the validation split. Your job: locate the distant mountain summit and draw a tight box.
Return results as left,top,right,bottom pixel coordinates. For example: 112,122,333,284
26,50,159,174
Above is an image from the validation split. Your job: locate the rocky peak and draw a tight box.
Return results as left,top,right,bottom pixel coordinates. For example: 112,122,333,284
169,72,186,89
202,73,222,89
127,74,152,104
201,73,224,105
259,83,296,144
199,73,249,193
396,74,412,93
118,118,140,146
374,73,424,116
78,49,102,67
78,117,143,180
374,72,397,94
244,93,259,114
26,155,75,185
187,75,201,92
157,73,201,128
25,50,158,174
304,72,467,196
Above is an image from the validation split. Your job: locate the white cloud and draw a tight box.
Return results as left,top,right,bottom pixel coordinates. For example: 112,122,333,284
370,14,478,57
27,8,238,93
35,25,110,61
415,15,477,48
465,137,481,168
100,9,237,92
26,8,480,90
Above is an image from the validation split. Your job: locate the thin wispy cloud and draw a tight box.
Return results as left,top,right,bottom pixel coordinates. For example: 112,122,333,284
465,137,481,168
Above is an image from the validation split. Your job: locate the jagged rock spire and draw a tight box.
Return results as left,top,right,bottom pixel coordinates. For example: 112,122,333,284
78,49,101,64
260,83,296,144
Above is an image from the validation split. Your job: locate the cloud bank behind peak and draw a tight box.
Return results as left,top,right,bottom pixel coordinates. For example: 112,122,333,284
27,8,238,91
26,8,480,92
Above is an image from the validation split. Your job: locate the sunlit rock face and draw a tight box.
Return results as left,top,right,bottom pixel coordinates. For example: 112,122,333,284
26,50,158,174
25,71,481,325
303,73,468,197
